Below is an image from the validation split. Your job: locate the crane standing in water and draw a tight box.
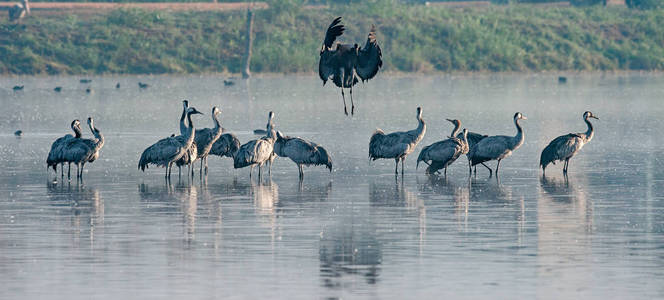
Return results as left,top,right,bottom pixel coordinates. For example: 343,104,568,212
540,111,599,175
139,107,203,179
273,131,333,180
468,112,527,177
61,117,105,179
234,112,277,179
417,119,469,176
369,107,426,175
318,17,383,115
46,120,82,179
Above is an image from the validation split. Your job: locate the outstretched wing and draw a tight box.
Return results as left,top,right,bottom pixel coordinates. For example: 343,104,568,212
356,25,383,82
322,17,344,50
319,17,344,84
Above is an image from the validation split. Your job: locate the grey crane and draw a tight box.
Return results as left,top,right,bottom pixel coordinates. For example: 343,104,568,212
46,120,82,179
209,132,241,160
234,112,277,179
369,107,427,174
193,106,224,176
273,131,333,180
417,118,469,176
175,100,198,177
61,117,104,179
319,17,383,116
540,111,598,175
8,0,29,22
13,85,23,91
468,112,527,177
139,107,203,179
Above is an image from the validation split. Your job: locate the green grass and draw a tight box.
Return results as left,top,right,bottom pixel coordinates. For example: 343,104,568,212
1,4,664,75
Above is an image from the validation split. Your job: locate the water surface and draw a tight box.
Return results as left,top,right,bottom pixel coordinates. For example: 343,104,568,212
0,74,663,299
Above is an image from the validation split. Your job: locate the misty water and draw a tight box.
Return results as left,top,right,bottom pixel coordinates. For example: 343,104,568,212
0,74,663,299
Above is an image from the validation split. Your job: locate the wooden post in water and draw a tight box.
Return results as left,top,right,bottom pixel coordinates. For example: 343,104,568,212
242,7,254,79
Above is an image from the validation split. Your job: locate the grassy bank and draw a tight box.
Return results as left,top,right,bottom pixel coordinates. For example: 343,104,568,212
1,4,664,75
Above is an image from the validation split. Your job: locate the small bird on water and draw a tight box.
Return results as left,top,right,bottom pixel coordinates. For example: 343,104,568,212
13,85,24,91
138,82,149,89
14,130,22,137
116,83,121,89
80,79,92,84
54,87,62,92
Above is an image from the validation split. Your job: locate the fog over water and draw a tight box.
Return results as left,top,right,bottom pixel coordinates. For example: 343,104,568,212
0,74,662,299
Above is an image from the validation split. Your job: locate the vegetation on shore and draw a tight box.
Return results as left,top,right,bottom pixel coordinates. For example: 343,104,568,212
1,3,664,75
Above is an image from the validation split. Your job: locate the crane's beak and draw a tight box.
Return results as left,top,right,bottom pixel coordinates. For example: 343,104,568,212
591,116,599,120
521,116,528,120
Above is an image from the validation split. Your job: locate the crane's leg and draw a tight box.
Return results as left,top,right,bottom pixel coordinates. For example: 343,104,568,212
258,164,262,179
468,160,472,176
178,166,182,178
68,163,72,180
395,158,399,174
496,159,502,177
444,167,447,177
298,164,304,180
250,165,254,179
479,163,492,177
200,159,204,178
205,157,209,175
401,157,406,175
350,81,355,115
563,159,569,174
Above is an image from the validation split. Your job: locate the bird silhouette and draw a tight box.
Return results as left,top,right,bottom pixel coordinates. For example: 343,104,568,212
319,17,383,115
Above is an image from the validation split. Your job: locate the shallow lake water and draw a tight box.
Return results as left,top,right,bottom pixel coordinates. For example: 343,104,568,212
0,74,663,299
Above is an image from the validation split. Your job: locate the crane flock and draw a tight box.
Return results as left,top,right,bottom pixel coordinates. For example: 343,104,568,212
41,16,599,182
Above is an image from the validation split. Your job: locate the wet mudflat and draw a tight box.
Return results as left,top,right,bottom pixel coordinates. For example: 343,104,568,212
0,74,663,299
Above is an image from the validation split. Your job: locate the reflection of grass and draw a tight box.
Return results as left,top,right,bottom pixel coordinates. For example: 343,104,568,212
1,5,663,74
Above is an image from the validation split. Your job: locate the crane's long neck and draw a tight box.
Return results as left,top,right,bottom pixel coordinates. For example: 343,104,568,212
415,116,426,143
212,112,221,131
583,117,594,143
180,106,188,135
462,131,469,147
89,123,104,150
72,125,82,138
184,112,196,147
512,118,524,149
450,123,461,139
